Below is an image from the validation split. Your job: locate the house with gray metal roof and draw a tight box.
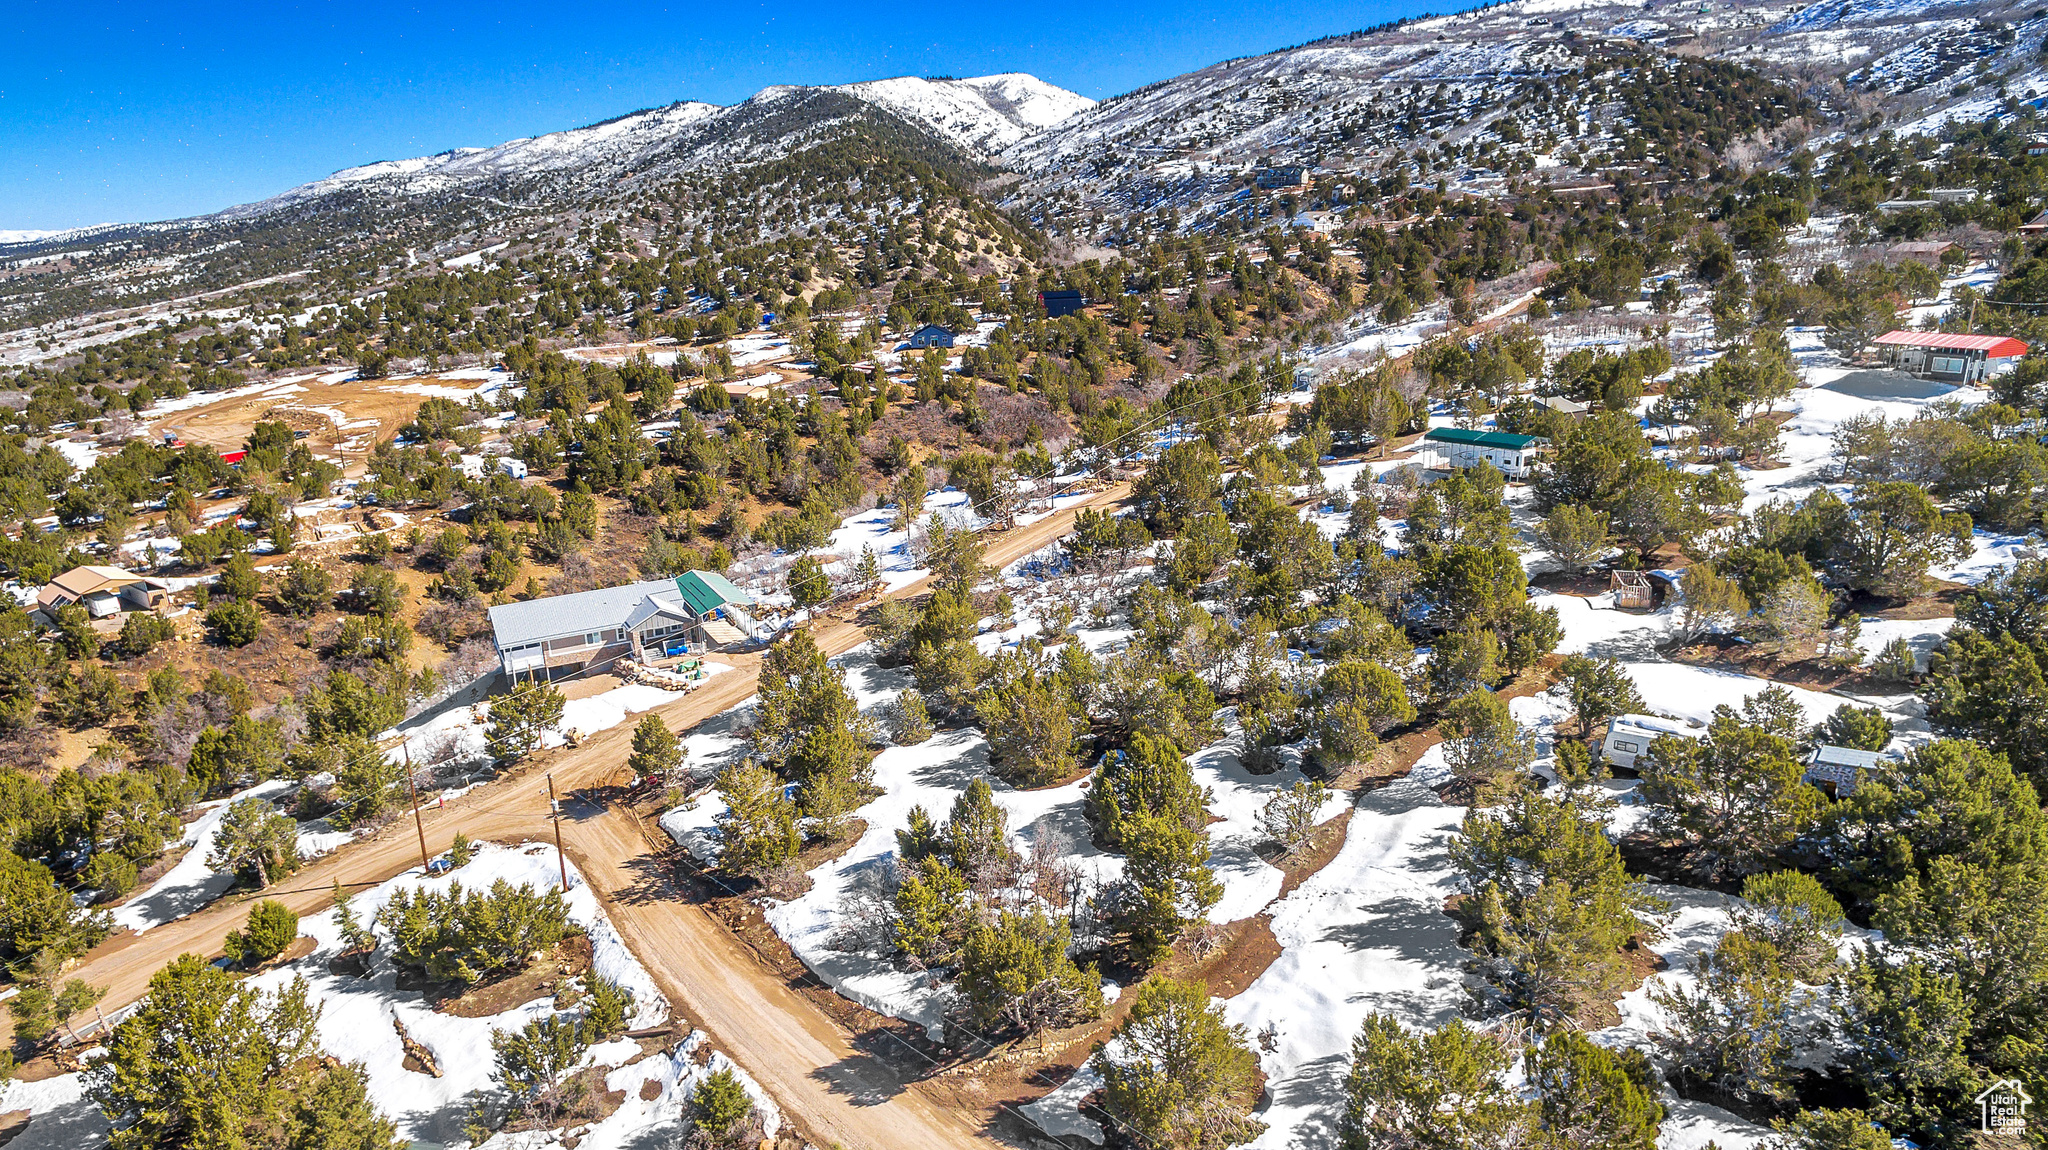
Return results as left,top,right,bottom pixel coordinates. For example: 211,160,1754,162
487,571,760,678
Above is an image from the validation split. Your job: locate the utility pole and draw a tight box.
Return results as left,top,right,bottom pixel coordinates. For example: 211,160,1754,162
547,773,569,891
403,745,429,874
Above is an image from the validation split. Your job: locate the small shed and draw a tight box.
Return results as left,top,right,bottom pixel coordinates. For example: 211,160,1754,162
1610,569,1654,610
1538,395,1591,416
2020,210,2048,235
1805,745,1885,798
905,324,955,349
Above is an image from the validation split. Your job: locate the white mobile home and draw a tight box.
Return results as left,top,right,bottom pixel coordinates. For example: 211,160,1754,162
1600,713,1706,770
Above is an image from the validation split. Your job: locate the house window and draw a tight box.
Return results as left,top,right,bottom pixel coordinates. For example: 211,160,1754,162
1932,355,1966,375
585,632,603,646
1613,740,1638,753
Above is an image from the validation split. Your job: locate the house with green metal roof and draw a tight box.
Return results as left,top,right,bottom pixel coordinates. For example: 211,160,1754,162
1421,427,1540,478
487,570,762,677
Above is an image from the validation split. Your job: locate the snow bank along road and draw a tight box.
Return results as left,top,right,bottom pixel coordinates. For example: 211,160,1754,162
55,481,1133,1150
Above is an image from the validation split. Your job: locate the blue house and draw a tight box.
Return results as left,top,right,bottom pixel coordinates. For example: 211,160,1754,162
906,324,955,349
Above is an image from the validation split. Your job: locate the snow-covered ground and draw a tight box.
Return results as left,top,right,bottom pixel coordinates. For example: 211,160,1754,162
3,842,778,1150
110,780,347,933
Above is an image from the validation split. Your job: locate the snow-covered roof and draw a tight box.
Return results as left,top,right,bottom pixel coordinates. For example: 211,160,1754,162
1606,713,1706,739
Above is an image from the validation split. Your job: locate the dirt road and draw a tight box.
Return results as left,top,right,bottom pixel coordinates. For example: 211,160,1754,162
63,481,1132,1149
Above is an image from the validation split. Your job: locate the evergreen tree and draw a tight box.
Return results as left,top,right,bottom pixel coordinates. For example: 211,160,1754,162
749,629,873,830
1095,977,1265,1150
207,796,301,889
688,1068,765,1150
974,667,1081,786
787,554,830,609
1650,929,1802,1105
943,778,1018,886
1558,654,1645,737
1732,870,1844,981
1314,658,1416,768
1815,703,1892,752
1452,783,1665,1025
627,713,682,784
485,679,567,763
1833,949,1973,1141
958,907,1103,1034
714,762,800,876
1340,1013,1538,1149
1638,697,1826,881
1438,688,1536,792
223,899,299,966
888,688,934,744
1527,1030,1663,1150
1119,805,1222,964
89,956,401,1150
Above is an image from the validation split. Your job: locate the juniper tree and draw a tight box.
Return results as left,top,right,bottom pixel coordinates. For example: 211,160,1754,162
1638,698,1826,881
975,668,1081,786
958,907,1103,1035
207,797,301,889
1095,977,1265,1150
1557,654,1645,737
1650,929,1802,1105
1341,1014,1539,1149
627,713,683,784
1452,783,1665,1025
714,762,800,876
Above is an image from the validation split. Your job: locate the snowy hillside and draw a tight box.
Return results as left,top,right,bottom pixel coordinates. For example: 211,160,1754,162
212,73,1088,224
836,73,1094,154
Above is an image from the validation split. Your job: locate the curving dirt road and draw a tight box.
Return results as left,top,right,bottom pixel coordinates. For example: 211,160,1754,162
61,481,1132,1149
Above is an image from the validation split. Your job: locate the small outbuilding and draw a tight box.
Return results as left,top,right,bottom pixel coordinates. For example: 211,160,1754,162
1609,569,1654,610
905,324,955,350
1804,744,1886,798
1870,330,2029,384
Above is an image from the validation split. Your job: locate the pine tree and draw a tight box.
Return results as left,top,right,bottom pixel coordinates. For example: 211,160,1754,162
223,899,299,966
1095,977,1265,1150
486,679,567,763
1452,784,1665,1025
1341,1014,1538,1149
715,762,800,876
688,1068,765,1150
957,907,1103,1034
207,797,301,889
1732,870,1844,981
943,778,1018,886
1815,703,1892,752
90,957,400,1150
892,855,970,968
889,688,934,744
1314,658,1415,768
627,713,683,784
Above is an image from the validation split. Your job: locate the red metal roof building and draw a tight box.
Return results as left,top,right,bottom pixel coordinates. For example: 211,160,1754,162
1871,330,2029,384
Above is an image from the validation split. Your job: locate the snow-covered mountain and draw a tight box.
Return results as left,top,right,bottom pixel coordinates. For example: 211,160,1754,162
1000,0,2048,225
214,73,1090,223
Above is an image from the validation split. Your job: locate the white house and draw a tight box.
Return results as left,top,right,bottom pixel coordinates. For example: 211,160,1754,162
487,571,761,678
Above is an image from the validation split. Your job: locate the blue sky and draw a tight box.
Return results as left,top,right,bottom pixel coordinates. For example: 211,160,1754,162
2,0,1441,232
